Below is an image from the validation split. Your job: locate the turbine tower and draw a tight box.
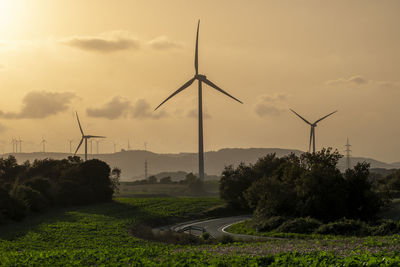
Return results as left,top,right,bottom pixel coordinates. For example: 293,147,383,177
154,20,243,181
18,138,22,153
290,109,337,153
345,137,351,170
40,137,47,153
74,112,105,161
68,139,73,154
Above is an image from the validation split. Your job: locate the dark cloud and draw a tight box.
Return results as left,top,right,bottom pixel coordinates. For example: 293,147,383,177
62,32,140,53
132,99,167,119
87,96,131,119
254,93,289,117
86,97,167,120
326,75,369,86
0,91,76,119
148,36,183,50
187,109,211,119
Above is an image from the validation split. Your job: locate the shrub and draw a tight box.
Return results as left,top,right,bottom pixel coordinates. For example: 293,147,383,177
201,232,211,240
13,185,48,212
371,220,400,236
218,234,235,244
24,177,53,203
0,187,27,221
256,216,287,232
315,218,368,236
276,217,322,234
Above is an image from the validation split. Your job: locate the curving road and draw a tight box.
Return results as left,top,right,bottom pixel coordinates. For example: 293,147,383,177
169,215,268,240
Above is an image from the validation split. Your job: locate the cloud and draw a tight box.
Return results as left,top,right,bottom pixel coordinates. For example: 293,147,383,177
187,109,211,119
254,93,289,117
62,31,140,53
132,99,167,119
326,75,400,89
87,96,131,119
86,97,167,120
148,36,183,50
326,75,369,86
0,64,5,71
0,91,76,119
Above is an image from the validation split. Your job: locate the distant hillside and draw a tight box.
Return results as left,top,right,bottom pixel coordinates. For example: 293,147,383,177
5,148,398,181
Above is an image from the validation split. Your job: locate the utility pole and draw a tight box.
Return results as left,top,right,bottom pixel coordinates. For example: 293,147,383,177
345,137,351,170
113,142,117,153
144,142,148,179
128,139,131,151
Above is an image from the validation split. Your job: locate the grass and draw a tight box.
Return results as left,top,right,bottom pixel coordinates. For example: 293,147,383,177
1,197,400,266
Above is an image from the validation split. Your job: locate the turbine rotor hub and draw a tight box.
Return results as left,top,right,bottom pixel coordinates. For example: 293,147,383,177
195,74,207,81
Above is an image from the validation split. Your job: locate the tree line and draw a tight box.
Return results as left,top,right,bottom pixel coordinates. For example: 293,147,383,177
0,156,120,224
220,148,391,223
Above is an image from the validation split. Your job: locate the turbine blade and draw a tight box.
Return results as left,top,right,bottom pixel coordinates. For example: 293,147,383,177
309,127,313,153
314,110,338,124
74,138,84,155
154,78,196,110
203,78,243,104
75,112,84,135
86,135,106,138
195,20,200,75
289,109,312,125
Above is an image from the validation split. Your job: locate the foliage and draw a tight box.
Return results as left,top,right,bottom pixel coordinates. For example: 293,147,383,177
1,197,400,265
0,156,120,222
221,149,385,222
276,217,322,234
315,218,368,236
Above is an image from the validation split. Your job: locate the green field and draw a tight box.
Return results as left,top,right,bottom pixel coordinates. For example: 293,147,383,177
1,197,400,266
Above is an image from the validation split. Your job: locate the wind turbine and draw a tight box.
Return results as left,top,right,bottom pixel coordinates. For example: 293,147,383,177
154,20,243,181
74,112,105,161
290,109,337,153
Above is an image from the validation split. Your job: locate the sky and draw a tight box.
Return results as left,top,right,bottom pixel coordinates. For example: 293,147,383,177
0,0,399,162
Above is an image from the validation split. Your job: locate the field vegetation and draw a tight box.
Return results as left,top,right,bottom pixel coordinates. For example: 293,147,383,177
2,197,400,266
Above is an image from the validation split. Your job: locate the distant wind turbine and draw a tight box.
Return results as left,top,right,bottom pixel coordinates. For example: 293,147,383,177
154,20,243,181
290,109,337,153
74,112,105,161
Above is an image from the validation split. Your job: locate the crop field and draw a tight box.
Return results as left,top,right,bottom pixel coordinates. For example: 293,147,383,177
1,198,400,266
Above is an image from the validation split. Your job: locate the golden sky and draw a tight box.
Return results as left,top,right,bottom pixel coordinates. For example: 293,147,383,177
0,0,399,162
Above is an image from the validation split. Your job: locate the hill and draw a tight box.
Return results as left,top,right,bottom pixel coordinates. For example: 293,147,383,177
5,148,398,181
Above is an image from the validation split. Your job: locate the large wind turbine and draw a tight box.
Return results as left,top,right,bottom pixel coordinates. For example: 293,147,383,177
155,20,243,181
74,112,105,161
290,109,337,153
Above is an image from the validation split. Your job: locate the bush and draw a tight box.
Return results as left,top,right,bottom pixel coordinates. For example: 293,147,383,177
276,217,322,234
256,216,287,232
371,220,400,236
201,232,211,240
0,187,27,221
218,234,235,244
315,218,368,236
24,177,53,203
13,185,48,212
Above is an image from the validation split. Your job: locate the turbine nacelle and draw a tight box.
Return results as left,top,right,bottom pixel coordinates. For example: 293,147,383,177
195,74,207,81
